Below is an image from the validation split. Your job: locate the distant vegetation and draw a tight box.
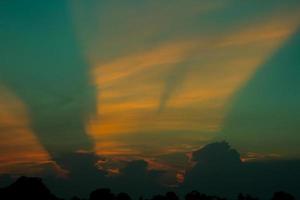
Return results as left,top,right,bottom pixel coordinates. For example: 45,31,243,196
0,176,295,200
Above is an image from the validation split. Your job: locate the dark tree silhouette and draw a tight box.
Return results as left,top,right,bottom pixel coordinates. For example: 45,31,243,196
271,191,295,200
0,176,61,200
117,192,132,200
70,196,83,200
237,193,258,200
0,176,297,200
148,191,180,200
90,188,115,200
151,194,168,200
166,192,179,200
185,190,226,200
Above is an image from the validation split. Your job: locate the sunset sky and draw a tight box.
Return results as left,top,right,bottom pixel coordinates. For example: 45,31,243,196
0,0,300,197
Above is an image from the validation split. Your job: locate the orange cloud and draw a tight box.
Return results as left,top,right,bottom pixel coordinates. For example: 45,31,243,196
0,86,53,175
79,4,299,159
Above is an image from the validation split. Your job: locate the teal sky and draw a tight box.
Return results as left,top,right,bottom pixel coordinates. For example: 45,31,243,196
221,27,300,159
0,0,300,185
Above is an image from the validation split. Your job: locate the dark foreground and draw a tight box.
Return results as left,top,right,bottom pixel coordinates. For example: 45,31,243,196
0,177,295,200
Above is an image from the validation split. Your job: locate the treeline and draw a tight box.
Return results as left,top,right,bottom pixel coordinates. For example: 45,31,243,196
0,176,295,200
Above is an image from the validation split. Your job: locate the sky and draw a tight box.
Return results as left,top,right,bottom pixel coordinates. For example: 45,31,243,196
0,0,300,198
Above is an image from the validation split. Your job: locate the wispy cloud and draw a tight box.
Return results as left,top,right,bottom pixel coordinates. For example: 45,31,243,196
60,1,300,174
84,9,299,160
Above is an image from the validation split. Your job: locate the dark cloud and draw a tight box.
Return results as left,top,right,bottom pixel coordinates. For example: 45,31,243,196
182,141,243,197
109,160,166,198
43,152,108,198
182,142,300,199
191,141,241,165
37,158,166,199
